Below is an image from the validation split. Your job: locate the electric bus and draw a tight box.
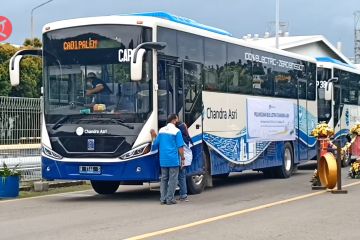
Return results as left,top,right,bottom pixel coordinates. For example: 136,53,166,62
317,57,360,166
9,12,318,194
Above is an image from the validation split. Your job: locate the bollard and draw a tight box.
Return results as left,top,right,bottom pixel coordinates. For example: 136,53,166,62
331,143,348,194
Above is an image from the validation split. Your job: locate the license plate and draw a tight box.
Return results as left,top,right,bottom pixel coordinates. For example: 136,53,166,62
79,166,101,174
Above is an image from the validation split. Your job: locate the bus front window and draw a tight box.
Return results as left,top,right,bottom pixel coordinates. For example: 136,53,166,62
43,25,152,124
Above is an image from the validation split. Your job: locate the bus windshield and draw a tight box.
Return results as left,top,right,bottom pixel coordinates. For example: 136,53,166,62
43,25,152,124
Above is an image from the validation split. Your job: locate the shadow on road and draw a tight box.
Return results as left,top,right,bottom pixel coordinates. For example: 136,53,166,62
53,185,160,203
54,160,319,202
297,160,317,170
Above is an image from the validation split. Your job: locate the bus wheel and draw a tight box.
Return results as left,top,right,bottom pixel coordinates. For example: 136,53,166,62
90,181,120,194
186,175,205,194
341,151,351,167
274,142,294,178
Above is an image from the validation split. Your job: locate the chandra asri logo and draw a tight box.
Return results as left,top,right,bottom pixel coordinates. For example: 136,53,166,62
0,16,13,42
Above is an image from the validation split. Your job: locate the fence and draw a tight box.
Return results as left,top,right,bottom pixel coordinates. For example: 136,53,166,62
0,96,42,183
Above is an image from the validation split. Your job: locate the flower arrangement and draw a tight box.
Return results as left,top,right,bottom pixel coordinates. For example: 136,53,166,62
349,161,360,179
341,124,359,159
310,122,334,138
350,123,360,136
341,141,354,156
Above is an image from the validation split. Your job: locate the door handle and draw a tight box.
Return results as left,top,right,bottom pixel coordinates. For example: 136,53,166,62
196,124,201,129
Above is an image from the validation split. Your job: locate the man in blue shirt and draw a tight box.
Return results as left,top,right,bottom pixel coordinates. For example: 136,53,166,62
151,114,185,205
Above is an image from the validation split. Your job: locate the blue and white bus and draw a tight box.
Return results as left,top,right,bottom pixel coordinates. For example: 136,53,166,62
10,12,318,194
317,57,360,166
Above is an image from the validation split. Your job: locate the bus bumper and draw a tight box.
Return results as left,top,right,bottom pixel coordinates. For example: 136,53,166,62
41,154,160,182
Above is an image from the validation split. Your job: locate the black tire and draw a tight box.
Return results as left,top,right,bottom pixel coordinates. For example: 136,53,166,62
90,181,120,194
274,142,294,178
341,151,352,167
187,144,209,195
186,175,206,194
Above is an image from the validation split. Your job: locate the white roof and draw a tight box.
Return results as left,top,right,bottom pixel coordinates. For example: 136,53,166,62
246,35,353,65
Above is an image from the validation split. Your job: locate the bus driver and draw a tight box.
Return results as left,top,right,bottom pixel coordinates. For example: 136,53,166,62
85,72,112,105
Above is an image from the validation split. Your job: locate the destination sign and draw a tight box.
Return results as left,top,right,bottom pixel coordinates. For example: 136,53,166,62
63,38,98,51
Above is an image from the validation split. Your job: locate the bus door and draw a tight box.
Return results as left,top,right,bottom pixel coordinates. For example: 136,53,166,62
182,61,203,133
157,58,183,127
317,67,333,125
298,78,308,161
182,60,205,175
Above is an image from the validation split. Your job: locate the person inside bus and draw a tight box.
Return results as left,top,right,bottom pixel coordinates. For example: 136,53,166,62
85,72,112,105
150,114,185,205
176,120,193,202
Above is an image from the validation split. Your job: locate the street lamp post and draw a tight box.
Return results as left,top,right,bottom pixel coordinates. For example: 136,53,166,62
31,0,54,40
275,0,280,49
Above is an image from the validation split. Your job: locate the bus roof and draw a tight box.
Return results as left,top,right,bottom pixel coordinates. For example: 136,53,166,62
42,13,315,63
316,57,356,69
127,12,232,37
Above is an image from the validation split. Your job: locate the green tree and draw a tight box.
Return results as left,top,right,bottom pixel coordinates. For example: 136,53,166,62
23,38,42,48
0,44,17,96
0,39,43,98
10,56,42,98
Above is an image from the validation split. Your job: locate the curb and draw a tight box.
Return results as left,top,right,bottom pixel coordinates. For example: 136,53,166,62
20,181,86,191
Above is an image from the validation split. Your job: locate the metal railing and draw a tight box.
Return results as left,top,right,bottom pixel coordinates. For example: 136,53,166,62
0,96,41,183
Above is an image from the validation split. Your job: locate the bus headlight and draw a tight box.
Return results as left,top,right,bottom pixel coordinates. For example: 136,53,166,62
120,143,151,160
42,145,63,160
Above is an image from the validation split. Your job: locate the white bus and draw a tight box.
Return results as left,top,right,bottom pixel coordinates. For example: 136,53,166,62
317,57,360,166
9,12,318,194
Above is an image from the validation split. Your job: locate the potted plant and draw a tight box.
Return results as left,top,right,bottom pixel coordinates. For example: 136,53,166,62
0,162,21,198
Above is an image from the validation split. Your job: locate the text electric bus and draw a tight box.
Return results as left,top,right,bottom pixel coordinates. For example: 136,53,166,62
317,57,360,166
10,12,319,194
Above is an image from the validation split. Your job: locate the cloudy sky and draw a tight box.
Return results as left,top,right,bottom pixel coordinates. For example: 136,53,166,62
2,0,359,57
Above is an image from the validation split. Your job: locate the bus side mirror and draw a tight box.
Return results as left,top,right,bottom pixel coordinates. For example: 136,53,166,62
130,42,167,81
324,77,338,101
324,82,333,101
131,48,146,81
8,49,42,86
9,55,23,86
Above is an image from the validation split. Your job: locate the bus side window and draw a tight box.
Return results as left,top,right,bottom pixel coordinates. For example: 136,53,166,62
226,44,252,94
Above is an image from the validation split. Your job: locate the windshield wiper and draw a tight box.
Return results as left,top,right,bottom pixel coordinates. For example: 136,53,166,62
75,117,134,129
52,116,70,130
110,118,134,129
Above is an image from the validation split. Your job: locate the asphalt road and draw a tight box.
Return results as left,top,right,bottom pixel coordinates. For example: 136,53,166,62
1,161,359,240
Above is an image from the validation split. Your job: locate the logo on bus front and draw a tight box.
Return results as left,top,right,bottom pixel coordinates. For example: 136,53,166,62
87,139,95,151
76,127,84,136
0,16,12,42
